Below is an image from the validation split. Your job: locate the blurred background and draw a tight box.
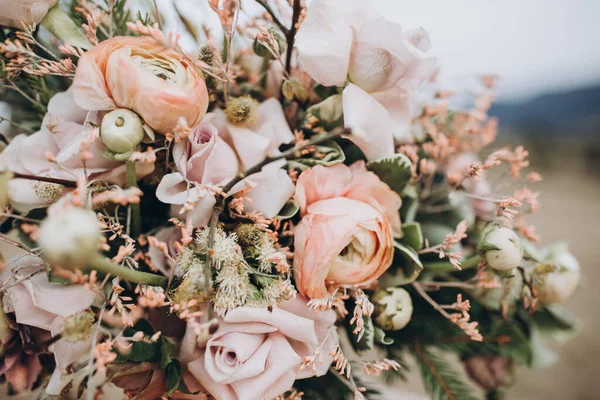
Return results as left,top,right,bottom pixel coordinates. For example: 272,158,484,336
374,0,600,399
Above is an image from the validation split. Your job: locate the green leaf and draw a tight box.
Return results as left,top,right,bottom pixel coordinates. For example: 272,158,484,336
400,186,419,223
401,222,423,250
276,199,299,220
379,241,423,287
165,360,183,394
413,344,479,400
114,319,160,363
41,5,92,49
367,153,413,195
306,95,343,130
289,140,345,168
159,337,178,369
529,305,578,343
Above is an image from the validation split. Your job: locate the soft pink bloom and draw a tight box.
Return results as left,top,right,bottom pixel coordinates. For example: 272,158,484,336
72,36,209,133
1,255,97,395
147,226,181,277
0,0,57,28
180,297,338,400
293,162,400,298
296,0,436,150
156,109,295,227
0,90,152,213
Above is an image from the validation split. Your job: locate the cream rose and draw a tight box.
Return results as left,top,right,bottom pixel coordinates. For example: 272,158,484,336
180,297,337,400
293,162,401,299
72,36,209,133
0,0,57,28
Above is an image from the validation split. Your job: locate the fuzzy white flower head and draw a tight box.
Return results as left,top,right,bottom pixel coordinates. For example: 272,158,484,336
39,207,101,267
372,287,413,331
100,108,145,153
478,224,523,272
537,244,581,304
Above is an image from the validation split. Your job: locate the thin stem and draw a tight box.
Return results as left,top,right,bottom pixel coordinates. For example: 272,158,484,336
86,300,107,400
285,0,302,73
126,161,141,237
0,116,34,134
256,0,289,35
422,255,482,272
8,171,78,187
89,255,167,287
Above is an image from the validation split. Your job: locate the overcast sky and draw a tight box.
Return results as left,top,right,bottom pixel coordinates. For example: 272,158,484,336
372,0,600,101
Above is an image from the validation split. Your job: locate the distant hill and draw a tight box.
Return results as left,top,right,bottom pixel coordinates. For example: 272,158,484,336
489,85,600,137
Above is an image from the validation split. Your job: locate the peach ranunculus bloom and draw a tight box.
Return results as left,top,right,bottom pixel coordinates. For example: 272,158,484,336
295,0,437,155
0,0,57,28
293,161,402,299
1,255,97,395
179,296,338,400
72,36,209,134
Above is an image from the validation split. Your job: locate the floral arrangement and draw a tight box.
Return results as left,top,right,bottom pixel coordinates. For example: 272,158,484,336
0,1,582,399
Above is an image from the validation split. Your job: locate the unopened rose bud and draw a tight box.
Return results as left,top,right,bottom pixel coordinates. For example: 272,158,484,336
100,109,145,153
478,224,523,272
464,356,513,392
372,287,413,331
39,207,101,267
536,244,580,304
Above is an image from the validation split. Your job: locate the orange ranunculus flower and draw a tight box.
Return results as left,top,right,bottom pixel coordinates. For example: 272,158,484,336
293,161,402,299
72,36,209,133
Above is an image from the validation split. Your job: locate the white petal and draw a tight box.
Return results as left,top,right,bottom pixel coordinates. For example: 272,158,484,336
342,83,395,160
295,0,354,87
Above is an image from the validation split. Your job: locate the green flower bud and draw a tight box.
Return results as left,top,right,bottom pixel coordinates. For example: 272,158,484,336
536,244,580,304
100,109,145,153
372,287,413,331
39,208,101,267
478,223,523,272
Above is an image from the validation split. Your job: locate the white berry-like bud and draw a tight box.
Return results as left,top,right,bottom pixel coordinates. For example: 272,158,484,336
39,208,101,267
372,287,413,331
537,246,581,304
478,224,523,272
100,109,145,153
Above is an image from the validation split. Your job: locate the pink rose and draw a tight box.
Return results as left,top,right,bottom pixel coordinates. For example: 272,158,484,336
156,111,295,227
180,297,338,400
72,36,209,133
0,0,57,28
1,255,97,395
293,162,401,298
0,90,153,213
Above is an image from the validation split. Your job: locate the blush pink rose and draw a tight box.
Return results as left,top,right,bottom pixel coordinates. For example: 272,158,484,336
293,162,401,298
0,0,57,28
72,36,209,133
1,255,97,395
156,113,295,228
180,297,338,400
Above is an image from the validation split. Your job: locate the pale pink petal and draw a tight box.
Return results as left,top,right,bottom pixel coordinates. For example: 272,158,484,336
156,173,190,205
294,163,352,215
295,0,354,87
342,83,395,161
72,53,116,111
256,98,295,155
227,124,270,170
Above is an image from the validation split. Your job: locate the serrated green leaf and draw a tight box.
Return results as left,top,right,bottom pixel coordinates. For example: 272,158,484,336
401,222,423,250
413,344,479,400
379,241,423,287
367,153,413,195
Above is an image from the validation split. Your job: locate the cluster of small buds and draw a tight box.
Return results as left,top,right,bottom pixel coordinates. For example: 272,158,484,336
361,358,401,377
349,288,375,342
447,294,483,342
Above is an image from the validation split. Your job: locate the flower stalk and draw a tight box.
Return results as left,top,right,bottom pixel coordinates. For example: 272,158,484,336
89,255,167,287
126,161,142,237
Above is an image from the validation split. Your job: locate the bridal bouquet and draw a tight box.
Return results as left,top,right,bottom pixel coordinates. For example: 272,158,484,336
0,1,581,399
